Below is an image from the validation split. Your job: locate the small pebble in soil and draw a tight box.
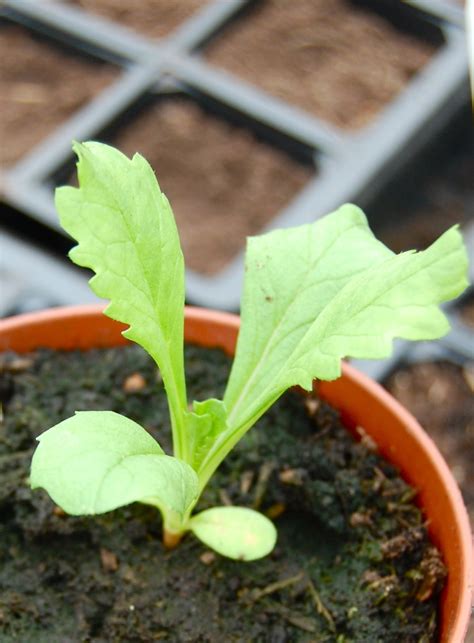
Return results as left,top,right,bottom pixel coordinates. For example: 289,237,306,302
199,551,216,566
122,372,147,393
100,547,119,572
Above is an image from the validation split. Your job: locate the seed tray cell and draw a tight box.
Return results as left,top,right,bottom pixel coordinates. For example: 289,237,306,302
203,0,443,131
0,227,96,318
459,295,474,329
0,19,119,169
0,0,470,310
385,359,474,529
61,90,315,275
63,0,205,40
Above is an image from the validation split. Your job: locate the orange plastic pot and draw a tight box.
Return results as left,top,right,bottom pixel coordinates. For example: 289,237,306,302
0,304,471,642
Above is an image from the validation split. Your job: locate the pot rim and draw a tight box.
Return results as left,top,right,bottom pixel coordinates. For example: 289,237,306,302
0,303,472,641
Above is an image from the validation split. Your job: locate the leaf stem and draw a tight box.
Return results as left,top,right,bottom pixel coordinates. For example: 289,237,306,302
163,528,183,549
153,350,188,463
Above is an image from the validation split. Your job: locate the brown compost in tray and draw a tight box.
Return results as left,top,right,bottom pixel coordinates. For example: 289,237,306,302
460,297,474,328
372,122,474,253
376,123,474,639
204,0,437,130
386,362,474,528
109,99,313,275
0,22,118,168
65,0,203,38
0,345,444,641
375,124,474,528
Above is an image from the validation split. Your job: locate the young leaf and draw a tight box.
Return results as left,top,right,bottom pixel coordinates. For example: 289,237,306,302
55,142,188,459
223,205,468,437
30,411,199,523
185,399,228,474
189,506,277,561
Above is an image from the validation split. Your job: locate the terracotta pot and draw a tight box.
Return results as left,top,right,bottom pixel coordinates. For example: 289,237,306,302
0,304,471,642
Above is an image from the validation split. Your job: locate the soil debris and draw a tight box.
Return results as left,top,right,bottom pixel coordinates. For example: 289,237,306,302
252,460,276,509
307,578,336,632
0,345,445,640
100,547,119,572
415,546,446,602
246,571,306,603
279,467,306,486
199,551,216,566
381,527,425,559
122,372,146,393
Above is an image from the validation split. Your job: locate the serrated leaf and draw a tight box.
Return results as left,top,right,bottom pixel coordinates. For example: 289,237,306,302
30,411,199,520
185,399,228,473
224,204,469,433
56,142,188,457
189,506,277,560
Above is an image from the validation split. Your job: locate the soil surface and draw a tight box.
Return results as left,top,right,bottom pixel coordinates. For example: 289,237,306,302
0,22,117,168
65,0,203,39
204,0,437,130
0,345,444,641
386,361,474,526
107,99,312,275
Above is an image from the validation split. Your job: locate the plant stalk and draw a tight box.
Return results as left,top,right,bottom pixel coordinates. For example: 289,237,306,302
163,528,183,550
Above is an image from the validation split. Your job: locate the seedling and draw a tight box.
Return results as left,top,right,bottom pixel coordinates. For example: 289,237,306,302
30,142,469,561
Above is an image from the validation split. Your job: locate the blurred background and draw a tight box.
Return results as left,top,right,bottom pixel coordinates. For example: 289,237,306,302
0,0,473,635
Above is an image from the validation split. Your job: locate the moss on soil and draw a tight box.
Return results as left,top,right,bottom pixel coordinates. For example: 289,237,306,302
0,345,444,641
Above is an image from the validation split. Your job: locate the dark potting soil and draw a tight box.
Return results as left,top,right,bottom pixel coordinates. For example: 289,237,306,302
386,361,474,528
204,0,437,130
0,345,444,641
107,99,312,275
0,22,117,168
65,0,203,39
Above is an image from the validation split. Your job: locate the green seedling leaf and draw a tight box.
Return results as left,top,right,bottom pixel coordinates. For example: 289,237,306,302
31,140,470,559
189,506,277,560
185,399,228,474
31,411,199,522
56,142,188,459
223,205,468,437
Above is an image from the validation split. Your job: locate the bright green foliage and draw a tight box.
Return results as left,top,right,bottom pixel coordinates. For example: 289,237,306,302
189,507,277,561
185,398,228,474
56,142,188,460
221,207,468,450
30,142,469,562
31,411,198,532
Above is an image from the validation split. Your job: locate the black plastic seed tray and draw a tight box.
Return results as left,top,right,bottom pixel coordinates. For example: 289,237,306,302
0,0,470,310
0,225,97,318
